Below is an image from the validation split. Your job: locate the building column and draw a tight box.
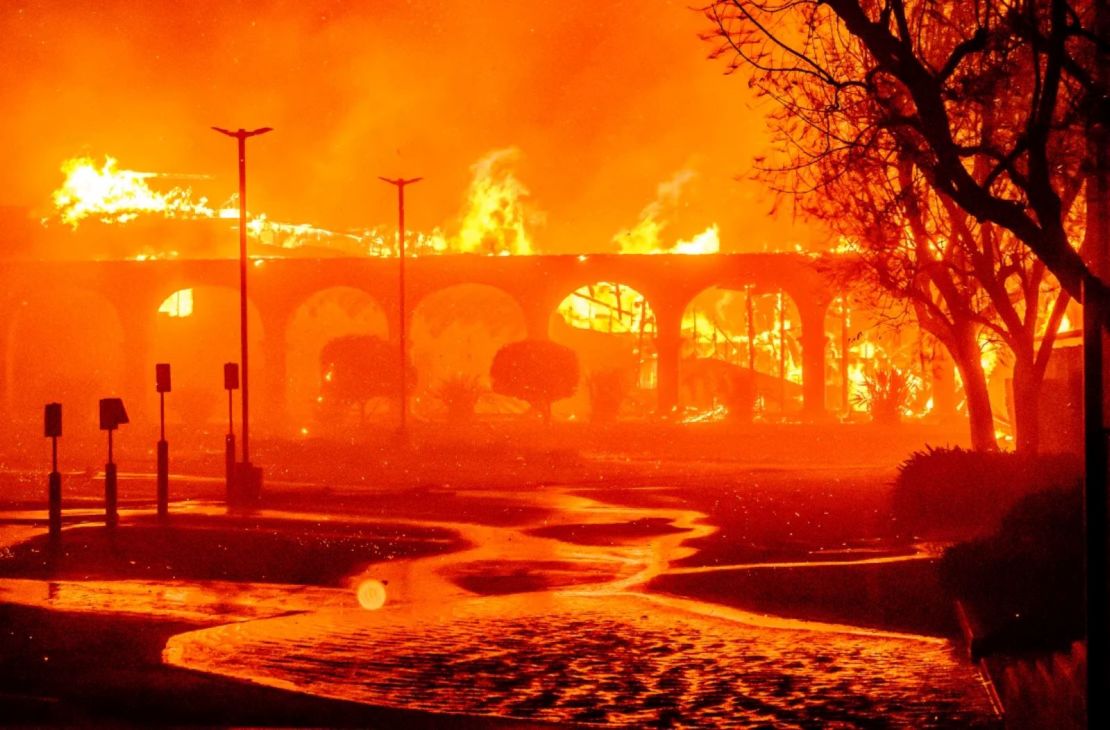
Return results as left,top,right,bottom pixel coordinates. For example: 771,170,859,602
655,305,682,416
798,299,829,419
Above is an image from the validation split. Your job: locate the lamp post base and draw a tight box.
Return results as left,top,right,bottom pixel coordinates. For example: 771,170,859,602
104,463,118,528
228,461,263,509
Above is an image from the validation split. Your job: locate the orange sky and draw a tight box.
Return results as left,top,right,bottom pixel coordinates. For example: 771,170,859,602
0,0,823,255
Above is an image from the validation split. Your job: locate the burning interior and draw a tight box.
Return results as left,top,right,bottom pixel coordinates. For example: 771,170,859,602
0,152,1070,449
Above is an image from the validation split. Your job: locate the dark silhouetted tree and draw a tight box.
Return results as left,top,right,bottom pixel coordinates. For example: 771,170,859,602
819,154,1076,450
705,0,1093,450
319,335,416,426
704,0,1109,311
490,339,579,421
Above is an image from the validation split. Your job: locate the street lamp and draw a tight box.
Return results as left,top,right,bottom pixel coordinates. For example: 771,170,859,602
378,175,422,436
212,126,271,502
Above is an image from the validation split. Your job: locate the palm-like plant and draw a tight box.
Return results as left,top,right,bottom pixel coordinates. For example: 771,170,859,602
432,375,483,423
853,367,915,424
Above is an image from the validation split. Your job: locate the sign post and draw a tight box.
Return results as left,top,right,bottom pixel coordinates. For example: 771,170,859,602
155,363,171,520
99,398,129,528
44,403,62,540
224,362,238,502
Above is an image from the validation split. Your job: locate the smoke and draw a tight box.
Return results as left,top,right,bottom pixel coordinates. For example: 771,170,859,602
0,0,821,257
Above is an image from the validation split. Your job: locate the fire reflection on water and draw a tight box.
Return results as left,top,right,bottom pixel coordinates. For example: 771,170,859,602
0,487,996,726
355,579,387,610
0,575,354,623
165,593,991,728
168,488,992,727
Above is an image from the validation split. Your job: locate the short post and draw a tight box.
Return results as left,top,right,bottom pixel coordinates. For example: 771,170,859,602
156,364,171,520
45,403,62,540
99,398,129,528
105,438,117,528
224,363,239,501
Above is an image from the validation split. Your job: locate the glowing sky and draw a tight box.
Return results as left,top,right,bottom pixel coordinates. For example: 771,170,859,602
0,0,822,255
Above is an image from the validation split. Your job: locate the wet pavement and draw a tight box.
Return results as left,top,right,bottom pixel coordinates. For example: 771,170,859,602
1,481,999,727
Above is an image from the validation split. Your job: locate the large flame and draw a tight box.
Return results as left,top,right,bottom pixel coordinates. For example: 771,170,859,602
49,152,542,258
615,170,719,255
49,154,725,259
556,282,809,417
672,225,720,255
455,147,538,256
53,156,228,226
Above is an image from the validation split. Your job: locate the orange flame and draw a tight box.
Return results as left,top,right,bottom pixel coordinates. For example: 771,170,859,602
52,156,228,226
615,170,718,255
455,147,538,256
50,152,542,258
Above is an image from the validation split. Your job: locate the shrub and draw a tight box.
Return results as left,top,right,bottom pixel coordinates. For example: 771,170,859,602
490,339,578,421
318,335,416,425
853,366,915,424
892,445,1081,539
940,486,1083,655
432,375,483,423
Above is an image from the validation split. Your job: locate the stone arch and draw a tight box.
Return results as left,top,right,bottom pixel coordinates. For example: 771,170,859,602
409,283,528,418
549,281,659,421
285,286,389,429
680,284,805,417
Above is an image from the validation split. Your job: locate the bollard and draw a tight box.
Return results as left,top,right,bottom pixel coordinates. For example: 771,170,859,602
157,439,169,519
232,462,263,507
105,461,118,528
156,363,171,520
99,398,128,529
225,433,236,500
48,470,62,539
45,403,63,540
224,362,239,506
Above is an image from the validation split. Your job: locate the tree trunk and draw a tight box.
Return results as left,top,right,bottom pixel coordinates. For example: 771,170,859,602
952,335,998,451
1011,357,1042,454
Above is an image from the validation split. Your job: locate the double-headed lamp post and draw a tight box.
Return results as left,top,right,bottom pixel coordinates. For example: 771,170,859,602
212,126,271,498
378,176,422,436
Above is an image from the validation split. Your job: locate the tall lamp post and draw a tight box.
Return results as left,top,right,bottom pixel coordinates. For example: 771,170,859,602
378,176,422,436
213,126,271,501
